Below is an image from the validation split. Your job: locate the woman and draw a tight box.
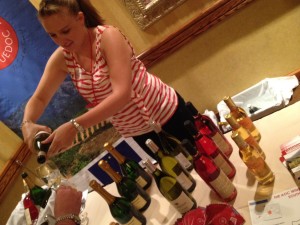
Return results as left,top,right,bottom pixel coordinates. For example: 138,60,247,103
21,0,194,158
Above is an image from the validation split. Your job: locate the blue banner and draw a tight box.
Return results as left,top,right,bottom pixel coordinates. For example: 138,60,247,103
0,0,86,137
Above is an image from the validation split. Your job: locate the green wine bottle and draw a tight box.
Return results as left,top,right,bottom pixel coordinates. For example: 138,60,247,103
21,172,52,208
98,160,151,212
150,120,194,171
143,159,197,214
103,142,152,190
89,180,146,225
145,139,196,192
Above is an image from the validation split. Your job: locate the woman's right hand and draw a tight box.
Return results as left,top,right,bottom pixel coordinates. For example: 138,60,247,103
21,121,52,152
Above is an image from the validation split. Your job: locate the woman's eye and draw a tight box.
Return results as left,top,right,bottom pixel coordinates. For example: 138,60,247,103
62,29,70,34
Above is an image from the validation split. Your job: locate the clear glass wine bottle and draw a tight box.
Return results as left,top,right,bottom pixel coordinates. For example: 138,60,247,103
186,101,233,157
231,131,274,185
145,139,196,192
182,139,237,202
184,120,236,179
143,159,197,214
223,96,261,142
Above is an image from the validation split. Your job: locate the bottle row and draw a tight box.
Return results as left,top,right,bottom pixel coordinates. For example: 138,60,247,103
26,96,275,225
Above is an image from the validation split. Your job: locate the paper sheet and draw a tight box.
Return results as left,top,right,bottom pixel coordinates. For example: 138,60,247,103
248,186,300,225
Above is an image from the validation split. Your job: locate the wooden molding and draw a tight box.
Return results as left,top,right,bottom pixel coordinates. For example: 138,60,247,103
0,143,31,202
138,0,255,68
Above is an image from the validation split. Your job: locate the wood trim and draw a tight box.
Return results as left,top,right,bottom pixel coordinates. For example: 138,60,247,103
138,0,255,68
0,143,31,202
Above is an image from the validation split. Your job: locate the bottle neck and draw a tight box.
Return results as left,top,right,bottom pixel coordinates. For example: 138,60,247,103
90,180,115,205
225,114,240,130
104,143,125,164
98,160,122,183
223,96,237,111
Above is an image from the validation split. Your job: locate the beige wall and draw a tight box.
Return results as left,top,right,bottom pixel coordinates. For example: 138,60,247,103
2,0,300,223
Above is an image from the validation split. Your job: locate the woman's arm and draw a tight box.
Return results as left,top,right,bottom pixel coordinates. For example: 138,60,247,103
22,47,68,150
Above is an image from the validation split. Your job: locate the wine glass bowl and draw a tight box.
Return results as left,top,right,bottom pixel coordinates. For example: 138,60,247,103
36,160,62,189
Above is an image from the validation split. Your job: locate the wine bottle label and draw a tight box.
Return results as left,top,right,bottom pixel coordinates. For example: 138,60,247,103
211,133,230,155
123,216,143,225
135,176,147,189
131,194,147,210
169,191,195,214
212,154,232,176
209,171,235,199
174,171,193,191
175,153,193,170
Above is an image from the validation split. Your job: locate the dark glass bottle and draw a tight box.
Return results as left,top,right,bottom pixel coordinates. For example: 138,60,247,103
184,120,236,179
21,172,52,208
89,180,146,225
182,139,237,202
143,159,197,214
145,139,196,192
186,101,233,157
150,120,194,171
33,131,51,164
98,160,151,212
103,142,152,190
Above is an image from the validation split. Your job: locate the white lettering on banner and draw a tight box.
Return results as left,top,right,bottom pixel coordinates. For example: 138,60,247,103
1,30,13,62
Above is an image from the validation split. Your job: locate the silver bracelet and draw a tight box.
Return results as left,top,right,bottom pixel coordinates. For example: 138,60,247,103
70,119,85,133
20,120,32,129
55,214,81,225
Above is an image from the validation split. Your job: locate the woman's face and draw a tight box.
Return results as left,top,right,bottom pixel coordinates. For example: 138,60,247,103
40,7,86,52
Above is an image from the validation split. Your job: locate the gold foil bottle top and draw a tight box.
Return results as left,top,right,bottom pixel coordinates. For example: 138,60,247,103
89,180,115,205
98,160,122,183
104,142,125,164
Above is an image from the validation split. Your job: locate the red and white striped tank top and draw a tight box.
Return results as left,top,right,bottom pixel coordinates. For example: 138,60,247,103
63,25,178,137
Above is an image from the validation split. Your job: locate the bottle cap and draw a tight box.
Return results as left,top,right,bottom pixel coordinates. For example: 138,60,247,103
142,159,156,174
145,139,159,153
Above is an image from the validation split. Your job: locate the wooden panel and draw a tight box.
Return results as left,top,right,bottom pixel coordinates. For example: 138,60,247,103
138,0,255,68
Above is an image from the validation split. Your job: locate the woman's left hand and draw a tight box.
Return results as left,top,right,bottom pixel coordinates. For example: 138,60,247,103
44,122,78,157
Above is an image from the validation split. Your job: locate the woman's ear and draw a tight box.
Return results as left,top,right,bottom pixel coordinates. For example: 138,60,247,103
77,11,85,25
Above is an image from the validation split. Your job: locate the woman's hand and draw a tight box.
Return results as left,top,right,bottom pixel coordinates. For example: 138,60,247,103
44,121,78,157
21,122,52,152
54,185,82,218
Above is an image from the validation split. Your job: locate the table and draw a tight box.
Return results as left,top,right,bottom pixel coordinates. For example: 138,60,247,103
83,101,300,225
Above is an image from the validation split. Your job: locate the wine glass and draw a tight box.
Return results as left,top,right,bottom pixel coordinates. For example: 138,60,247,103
36,160,62,189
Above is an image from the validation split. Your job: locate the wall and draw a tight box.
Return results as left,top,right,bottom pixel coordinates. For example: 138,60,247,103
2,0,300,223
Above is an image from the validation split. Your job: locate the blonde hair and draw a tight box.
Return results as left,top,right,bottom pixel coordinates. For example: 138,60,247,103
38,0,104,27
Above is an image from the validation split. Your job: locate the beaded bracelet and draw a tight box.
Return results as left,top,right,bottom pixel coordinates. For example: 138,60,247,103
55,214,81,225
70,119,85,133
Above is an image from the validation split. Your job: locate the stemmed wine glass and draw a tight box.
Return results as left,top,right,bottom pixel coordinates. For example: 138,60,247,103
36,160,62,189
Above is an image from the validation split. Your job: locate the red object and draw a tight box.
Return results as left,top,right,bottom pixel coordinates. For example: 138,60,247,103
23,194,39,223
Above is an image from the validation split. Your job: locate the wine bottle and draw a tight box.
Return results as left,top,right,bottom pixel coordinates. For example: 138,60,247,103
182,139,237,202
145,139,196,192
98,160,151,212
184,120,236,179
89,180,146,225
231,131,275,185
33,131,51,164
103,142,152,190
223,96,261,142
186,101,233,157
21,172,52,208
225,113,266,159
142,159,197,214
150,120,194,171
22,179,39,225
